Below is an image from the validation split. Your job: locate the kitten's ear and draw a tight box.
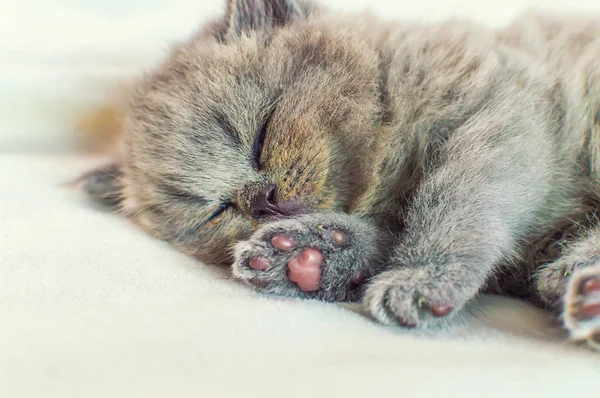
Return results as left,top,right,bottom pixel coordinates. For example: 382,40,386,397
224,0,309,39
78,163,124,209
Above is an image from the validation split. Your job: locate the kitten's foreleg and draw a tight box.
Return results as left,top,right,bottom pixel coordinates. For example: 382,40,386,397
364,100,562,328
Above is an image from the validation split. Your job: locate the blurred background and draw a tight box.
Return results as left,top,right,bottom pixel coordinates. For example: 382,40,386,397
1,0,600,153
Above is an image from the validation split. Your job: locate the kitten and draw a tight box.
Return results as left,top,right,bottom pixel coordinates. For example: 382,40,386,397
81,0,600,349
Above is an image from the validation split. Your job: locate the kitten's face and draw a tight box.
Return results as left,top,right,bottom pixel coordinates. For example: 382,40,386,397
91,0,382,265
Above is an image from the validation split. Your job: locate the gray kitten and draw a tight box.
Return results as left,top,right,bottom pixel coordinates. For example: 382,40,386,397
81,0,600,349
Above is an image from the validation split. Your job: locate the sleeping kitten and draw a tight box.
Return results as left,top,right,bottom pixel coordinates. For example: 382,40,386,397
81,0,600,349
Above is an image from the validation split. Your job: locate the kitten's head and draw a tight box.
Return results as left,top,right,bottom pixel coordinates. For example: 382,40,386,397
83,0,382,265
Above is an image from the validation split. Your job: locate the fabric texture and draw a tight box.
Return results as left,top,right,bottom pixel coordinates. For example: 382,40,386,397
1,1,600,397
1,155,600,397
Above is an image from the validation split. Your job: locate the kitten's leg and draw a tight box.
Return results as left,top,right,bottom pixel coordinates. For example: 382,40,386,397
364,101,567,328
536,226,600,349
232,213,387,301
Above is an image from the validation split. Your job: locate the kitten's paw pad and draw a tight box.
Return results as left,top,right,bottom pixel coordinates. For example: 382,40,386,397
247,235,323,291
232,217,369,301
364,269,463,328
287,248,323,292
430,305,454,317
248,257,271,271
270,234,296,251
564,265,600,350
581,277,600,295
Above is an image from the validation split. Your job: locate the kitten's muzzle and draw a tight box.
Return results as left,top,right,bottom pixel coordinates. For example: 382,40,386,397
251,184,308,220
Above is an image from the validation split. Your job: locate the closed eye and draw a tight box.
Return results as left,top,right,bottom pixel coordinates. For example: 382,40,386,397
204,200,233,224
251,108,275,170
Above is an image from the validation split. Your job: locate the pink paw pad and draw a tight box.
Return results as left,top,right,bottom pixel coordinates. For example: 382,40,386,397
271,234,296,251
431,305,454,317
578,302,600,319
582,277,600,295
288,248,323,292
574,276,600,320
249,257,271,271
350,270,365,284
332,230,347,246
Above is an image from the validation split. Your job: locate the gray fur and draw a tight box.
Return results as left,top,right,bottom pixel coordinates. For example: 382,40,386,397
81,0,600,348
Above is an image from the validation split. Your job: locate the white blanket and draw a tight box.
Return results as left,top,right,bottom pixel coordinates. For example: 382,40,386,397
1,1,600,397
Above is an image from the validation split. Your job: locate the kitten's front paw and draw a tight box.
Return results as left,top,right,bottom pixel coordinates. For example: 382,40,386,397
563,264,600,351
232,214,376,301
536,256,585,310
364,268,473,328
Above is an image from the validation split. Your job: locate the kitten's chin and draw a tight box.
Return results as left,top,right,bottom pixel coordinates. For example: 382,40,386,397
275,199,310,217
252,201,312,222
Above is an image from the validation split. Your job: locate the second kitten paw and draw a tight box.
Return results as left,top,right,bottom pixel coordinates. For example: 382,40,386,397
563,264,600,351
364,268,476,328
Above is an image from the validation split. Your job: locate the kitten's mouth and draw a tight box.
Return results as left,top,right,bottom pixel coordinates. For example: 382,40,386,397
261,200,310,220
248,183,311,220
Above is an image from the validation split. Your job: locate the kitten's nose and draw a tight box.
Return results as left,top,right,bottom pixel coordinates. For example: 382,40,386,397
251,184,308,219
252,184,278,219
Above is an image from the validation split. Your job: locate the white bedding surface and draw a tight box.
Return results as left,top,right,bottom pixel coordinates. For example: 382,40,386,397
1,154,599,397
2,0,600,396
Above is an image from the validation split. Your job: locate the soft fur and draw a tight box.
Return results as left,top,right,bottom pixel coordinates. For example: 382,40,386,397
81,0,600,349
